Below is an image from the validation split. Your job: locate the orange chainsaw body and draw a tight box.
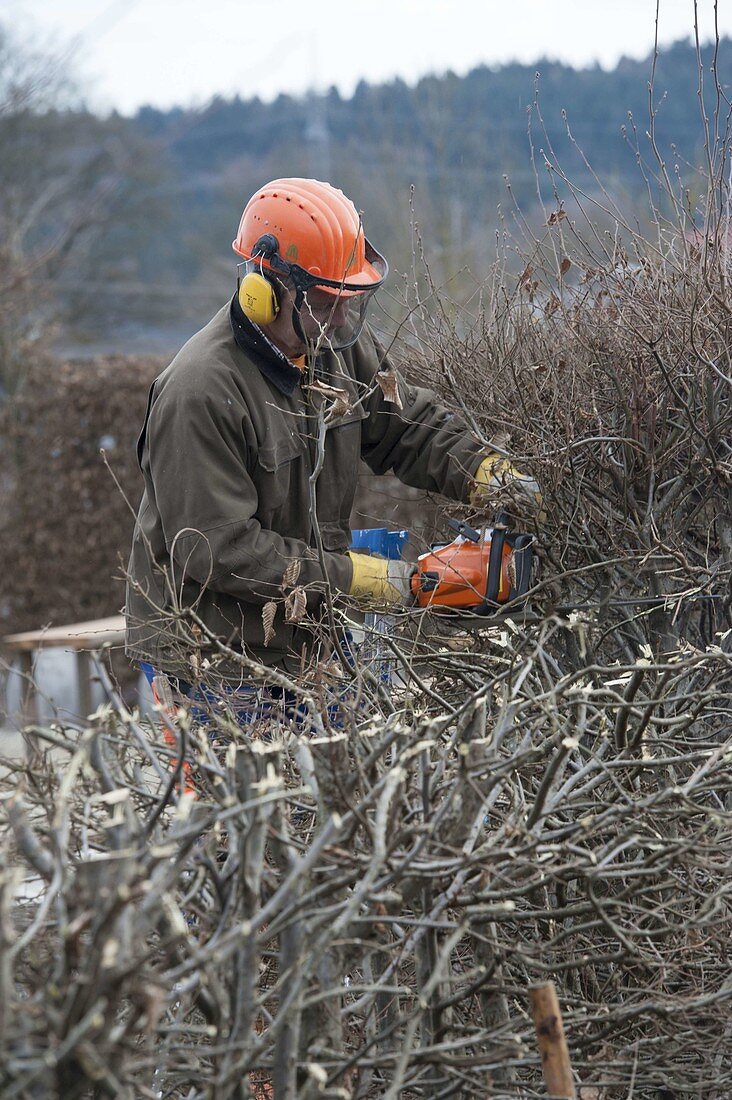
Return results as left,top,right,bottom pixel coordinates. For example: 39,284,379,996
411,538,512,609
410,517,533,612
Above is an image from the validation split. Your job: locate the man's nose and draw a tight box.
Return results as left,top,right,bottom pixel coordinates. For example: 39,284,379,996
329,298,350,326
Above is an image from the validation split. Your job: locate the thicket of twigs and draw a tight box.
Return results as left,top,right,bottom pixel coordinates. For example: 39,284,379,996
3,52,732,1100
2,601,731,1098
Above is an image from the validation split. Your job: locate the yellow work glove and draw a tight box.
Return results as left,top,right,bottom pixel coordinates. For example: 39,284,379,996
347,552,415,607
470,452,544,520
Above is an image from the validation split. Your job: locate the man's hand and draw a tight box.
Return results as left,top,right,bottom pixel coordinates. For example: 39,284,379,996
470,452,545,522
346,552,415,607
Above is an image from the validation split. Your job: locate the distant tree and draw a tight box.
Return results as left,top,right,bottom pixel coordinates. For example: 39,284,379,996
4,33,727,350
0,23,161,396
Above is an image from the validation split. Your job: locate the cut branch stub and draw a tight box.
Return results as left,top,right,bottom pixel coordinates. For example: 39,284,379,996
530,981,576,1099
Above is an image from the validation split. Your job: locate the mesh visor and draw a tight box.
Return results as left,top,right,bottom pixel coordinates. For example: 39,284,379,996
298,282,380,351
294,239,387,351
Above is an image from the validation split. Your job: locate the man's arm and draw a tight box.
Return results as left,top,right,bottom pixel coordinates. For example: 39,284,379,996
352,329,485,501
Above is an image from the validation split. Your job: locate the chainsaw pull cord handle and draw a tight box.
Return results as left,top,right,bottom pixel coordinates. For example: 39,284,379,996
447,517,481,543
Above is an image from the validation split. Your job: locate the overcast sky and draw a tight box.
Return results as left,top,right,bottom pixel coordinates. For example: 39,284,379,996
7,0,731,115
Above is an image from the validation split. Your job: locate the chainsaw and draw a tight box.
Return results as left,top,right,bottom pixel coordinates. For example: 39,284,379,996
409,515,728,621
352,521,724,623
410,513,535,613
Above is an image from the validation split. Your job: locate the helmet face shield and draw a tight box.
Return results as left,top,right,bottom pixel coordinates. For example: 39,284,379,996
292,240,387,351
298,282,376,351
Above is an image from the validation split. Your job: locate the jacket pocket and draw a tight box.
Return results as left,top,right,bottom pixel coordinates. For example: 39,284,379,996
255,433,306,511
258,430,306,470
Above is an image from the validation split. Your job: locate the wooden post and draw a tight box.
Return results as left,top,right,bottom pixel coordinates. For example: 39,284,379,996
530,981,576,1099
16,649,39,728
76,649,94,719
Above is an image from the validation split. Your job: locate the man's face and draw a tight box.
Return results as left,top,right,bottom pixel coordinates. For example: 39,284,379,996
264,278,367,358
299,287,352,342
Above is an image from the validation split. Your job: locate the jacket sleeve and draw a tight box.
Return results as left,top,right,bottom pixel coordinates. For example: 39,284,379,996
353,329,486,501
142,386,353,604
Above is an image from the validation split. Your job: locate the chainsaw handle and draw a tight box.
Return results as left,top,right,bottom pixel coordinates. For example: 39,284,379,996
474,533,533,615
485,526,507,604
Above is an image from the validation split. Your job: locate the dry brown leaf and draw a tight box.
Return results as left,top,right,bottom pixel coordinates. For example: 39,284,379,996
506,551,517,590
306,379,351,417
262,601,277,647
519,264,534,286
376,368,403,409
560,256,572,276
546,208,567,226
281,558,301,591
307,379,344,400
284,586,307,624
544,292,560,317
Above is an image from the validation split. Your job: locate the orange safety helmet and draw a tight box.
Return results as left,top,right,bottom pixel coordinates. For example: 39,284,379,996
233,177,387,293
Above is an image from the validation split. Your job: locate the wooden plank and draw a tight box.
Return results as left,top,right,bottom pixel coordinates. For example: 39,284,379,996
530,981,576,1098
3,615,125,652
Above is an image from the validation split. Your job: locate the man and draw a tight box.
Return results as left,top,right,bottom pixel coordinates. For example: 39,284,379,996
125,178,539,694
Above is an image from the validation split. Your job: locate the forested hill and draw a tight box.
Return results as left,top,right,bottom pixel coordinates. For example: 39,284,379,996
53,36,732,343
136,36,727,186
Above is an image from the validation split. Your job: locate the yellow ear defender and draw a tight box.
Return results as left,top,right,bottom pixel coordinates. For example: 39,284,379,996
238,270,279,326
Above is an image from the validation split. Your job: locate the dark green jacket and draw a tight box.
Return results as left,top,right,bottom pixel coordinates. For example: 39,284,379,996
125,299,484,678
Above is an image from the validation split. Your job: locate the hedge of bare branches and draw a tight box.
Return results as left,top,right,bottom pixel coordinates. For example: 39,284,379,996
3,45,732,1100
0,355,165,636
2,612,731,1098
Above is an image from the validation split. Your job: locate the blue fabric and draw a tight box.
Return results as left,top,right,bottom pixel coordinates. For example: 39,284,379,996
350,527,408,560
139,661,353,733
140,631,359,733
139,661,156,688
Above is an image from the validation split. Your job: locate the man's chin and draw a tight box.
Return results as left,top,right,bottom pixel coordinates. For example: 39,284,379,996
268,333,306,359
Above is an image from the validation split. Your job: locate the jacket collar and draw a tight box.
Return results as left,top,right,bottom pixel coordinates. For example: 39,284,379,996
229,294,303,396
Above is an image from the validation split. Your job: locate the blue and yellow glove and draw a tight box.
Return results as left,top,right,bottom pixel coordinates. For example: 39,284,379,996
346,552,415,607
